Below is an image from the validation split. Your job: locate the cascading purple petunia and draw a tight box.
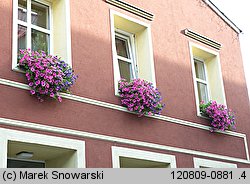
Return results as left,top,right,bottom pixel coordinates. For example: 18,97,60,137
200,101,236,132
18,49,78,102
118,78,165,117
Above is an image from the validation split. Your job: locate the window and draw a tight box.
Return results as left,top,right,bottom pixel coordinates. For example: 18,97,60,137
12,0,72,70
0,128,85,168
110,10,156,94
189,42,227,115
112,146,177,168
193,158,237,168
194,58,210,103
7,158,45,168
17,0,51,54
115,30,137,81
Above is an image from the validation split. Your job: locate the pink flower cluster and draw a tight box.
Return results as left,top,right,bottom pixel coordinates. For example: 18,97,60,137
118,78,165,117
200,101,236,132
18,49,77,102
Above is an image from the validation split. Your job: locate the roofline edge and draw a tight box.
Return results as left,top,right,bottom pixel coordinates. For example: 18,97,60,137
203,0,242,34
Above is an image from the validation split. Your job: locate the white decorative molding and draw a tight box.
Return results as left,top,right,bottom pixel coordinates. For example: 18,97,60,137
184,29,222,50
106,0,154,21
0,117,249,164
0,78,29,90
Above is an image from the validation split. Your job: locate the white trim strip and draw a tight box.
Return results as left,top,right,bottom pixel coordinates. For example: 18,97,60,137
0,137,8,168
244,136,250,161
0,78,29,90
106,0,154,21
0,117,249,164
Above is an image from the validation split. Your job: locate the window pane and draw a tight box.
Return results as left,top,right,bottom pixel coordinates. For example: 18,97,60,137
197,82,209,103
31,1,49,29
115,37,130,58
18,25,27,52
18,0,27,22
194,59,206,80
120,157,169,168
32,29,49,53
118,60,132,81
7,159,45,168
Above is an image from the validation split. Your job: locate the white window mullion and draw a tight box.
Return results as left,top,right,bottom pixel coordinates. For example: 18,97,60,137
31,25,51,34
203,62,211,101
117,56,133,63
129,34,137,79
17,20,28,27
26,0,32,49
196,78,207,84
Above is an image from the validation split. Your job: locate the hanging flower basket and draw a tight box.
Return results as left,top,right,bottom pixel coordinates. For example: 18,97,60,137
18,49,78,102
200,101,236,132
118,78,165,117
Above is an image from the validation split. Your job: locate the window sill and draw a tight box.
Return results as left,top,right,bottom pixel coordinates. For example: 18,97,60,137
115,90,120,97
197,113,210,120
12,66,25,74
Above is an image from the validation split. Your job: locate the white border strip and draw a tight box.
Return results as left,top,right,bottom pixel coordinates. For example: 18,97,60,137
0,117,249,164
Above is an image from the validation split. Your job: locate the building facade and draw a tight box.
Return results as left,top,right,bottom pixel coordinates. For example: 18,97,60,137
0,0,250,168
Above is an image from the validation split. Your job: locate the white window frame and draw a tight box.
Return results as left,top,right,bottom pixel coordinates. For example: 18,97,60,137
115,29,137,81
112,146,177,168
110,10,156,95
0,128,85,168
13,0,73,71
12,0,53,71
189,42,227,116
193,57,211,103
193,157,237,168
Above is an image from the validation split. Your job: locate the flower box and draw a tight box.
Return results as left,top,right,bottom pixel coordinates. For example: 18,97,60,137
18,49,78,102
118,78,165,117
200,101,236,132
